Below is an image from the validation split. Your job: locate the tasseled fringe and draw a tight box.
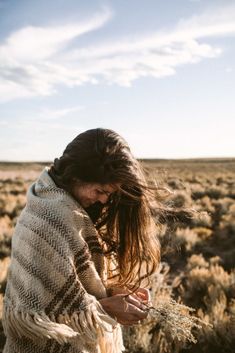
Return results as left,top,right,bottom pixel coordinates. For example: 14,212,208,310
58,301,125,353
2,305,77,344
97,324,125,353
2,301,125,352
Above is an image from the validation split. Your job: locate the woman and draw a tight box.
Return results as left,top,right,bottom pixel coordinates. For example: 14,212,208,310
2,128,161,353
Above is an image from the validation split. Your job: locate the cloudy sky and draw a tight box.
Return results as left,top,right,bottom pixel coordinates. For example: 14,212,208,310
0,0,234,161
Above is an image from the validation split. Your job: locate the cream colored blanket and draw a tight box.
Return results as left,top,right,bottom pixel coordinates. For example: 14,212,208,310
2,168,124,353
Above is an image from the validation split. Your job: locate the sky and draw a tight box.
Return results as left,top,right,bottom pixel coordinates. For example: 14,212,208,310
0,0,234,161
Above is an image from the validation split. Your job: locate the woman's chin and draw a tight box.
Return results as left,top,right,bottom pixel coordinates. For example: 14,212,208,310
82,200,93,208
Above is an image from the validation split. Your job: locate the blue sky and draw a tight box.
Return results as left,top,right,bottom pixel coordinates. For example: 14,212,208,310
0,0,234,161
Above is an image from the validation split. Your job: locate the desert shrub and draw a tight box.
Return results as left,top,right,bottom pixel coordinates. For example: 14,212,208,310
191,211,212,228
170,191,192,208
193,227,213,240
177,255,235,353
191,184,228,201
216,177,224,185
0,235,11,259
0,216,13,259
186,254,209,270
175,228,201,252
198,196,214,214
0,178,27,196
212,197,234,216
183,263,234,302
194,293,235,353
0,257,10,293
226,189,235,199
196,228,235,271
167,178,184,190
191,184,206,200
206,186,226,200
0,194,26,219
0,216,12,239
220,204,235,231
185,176,202,184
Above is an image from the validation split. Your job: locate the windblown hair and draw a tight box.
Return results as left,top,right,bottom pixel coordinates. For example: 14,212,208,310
49,128,165,290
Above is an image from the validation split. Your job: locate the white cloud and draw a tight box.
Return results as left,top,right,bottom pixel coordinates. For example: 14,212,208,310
176,5,235,39
0,7,112,63
0,5,235,101
0,7,112,101
38,106,84,120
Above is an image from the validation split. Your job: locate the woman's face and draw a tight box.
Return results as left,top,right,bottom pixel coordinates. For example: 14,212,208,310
72,182,120,208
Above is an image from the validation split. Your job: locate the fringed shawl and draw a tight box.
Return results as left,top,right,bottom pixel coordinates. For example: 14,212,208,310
2,168,124,353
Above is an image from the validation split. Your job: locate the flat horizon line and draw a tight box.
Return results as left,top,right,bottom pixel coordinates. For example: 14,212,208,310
0,157,235,164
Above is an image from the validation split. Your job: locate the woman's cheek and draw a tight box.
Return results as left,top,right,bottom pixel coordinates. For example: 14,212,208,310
90,191,98,202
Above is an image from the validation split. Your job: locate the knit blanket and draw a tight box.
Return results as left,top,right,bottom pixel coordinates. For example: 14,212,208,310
2,168,124,353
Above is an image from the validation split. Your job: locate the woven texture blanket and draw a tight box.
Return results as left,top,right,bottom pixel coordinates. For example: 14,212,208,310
2,168,124,353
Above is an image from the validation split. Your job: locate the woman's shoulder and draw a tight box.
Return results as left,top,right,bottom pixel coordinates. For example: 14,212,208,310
26,168,74,205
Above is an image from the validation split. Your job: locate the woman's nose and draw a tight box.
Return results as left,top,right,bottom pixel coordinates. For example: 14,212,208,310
98,194,109,204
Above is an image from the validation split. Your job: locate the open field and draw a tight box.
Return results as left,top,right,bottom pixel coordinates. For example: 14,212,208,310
0,159,235,353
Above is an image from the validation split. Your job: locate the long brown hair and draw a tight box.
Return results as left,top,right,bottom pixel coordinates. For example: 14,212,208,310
49,128,162,290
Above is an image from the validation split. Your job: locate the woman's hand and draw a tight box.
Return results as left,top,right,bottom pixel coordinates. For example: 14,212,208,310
108,286,151,306
99,294,148,326
99,289,151,326
134,288,152,305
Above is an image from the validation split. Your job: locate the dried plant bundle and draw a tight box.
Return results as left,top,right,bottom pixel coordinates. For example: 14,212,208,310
137,296,211,344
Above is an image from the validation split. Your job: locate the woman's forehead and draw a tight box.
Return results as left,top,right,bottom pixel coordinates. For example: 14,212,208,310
98,182,121,193
82,181,120,192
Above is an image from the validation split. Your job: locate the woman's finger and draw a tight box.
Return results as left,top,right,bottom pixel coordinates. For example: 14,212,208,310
135,288,151,303
124,295,148,311
126,303,149,320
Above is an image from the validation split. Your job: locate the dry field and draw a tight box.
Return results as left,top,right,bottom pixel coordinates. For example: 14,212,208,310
0,159,235,353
